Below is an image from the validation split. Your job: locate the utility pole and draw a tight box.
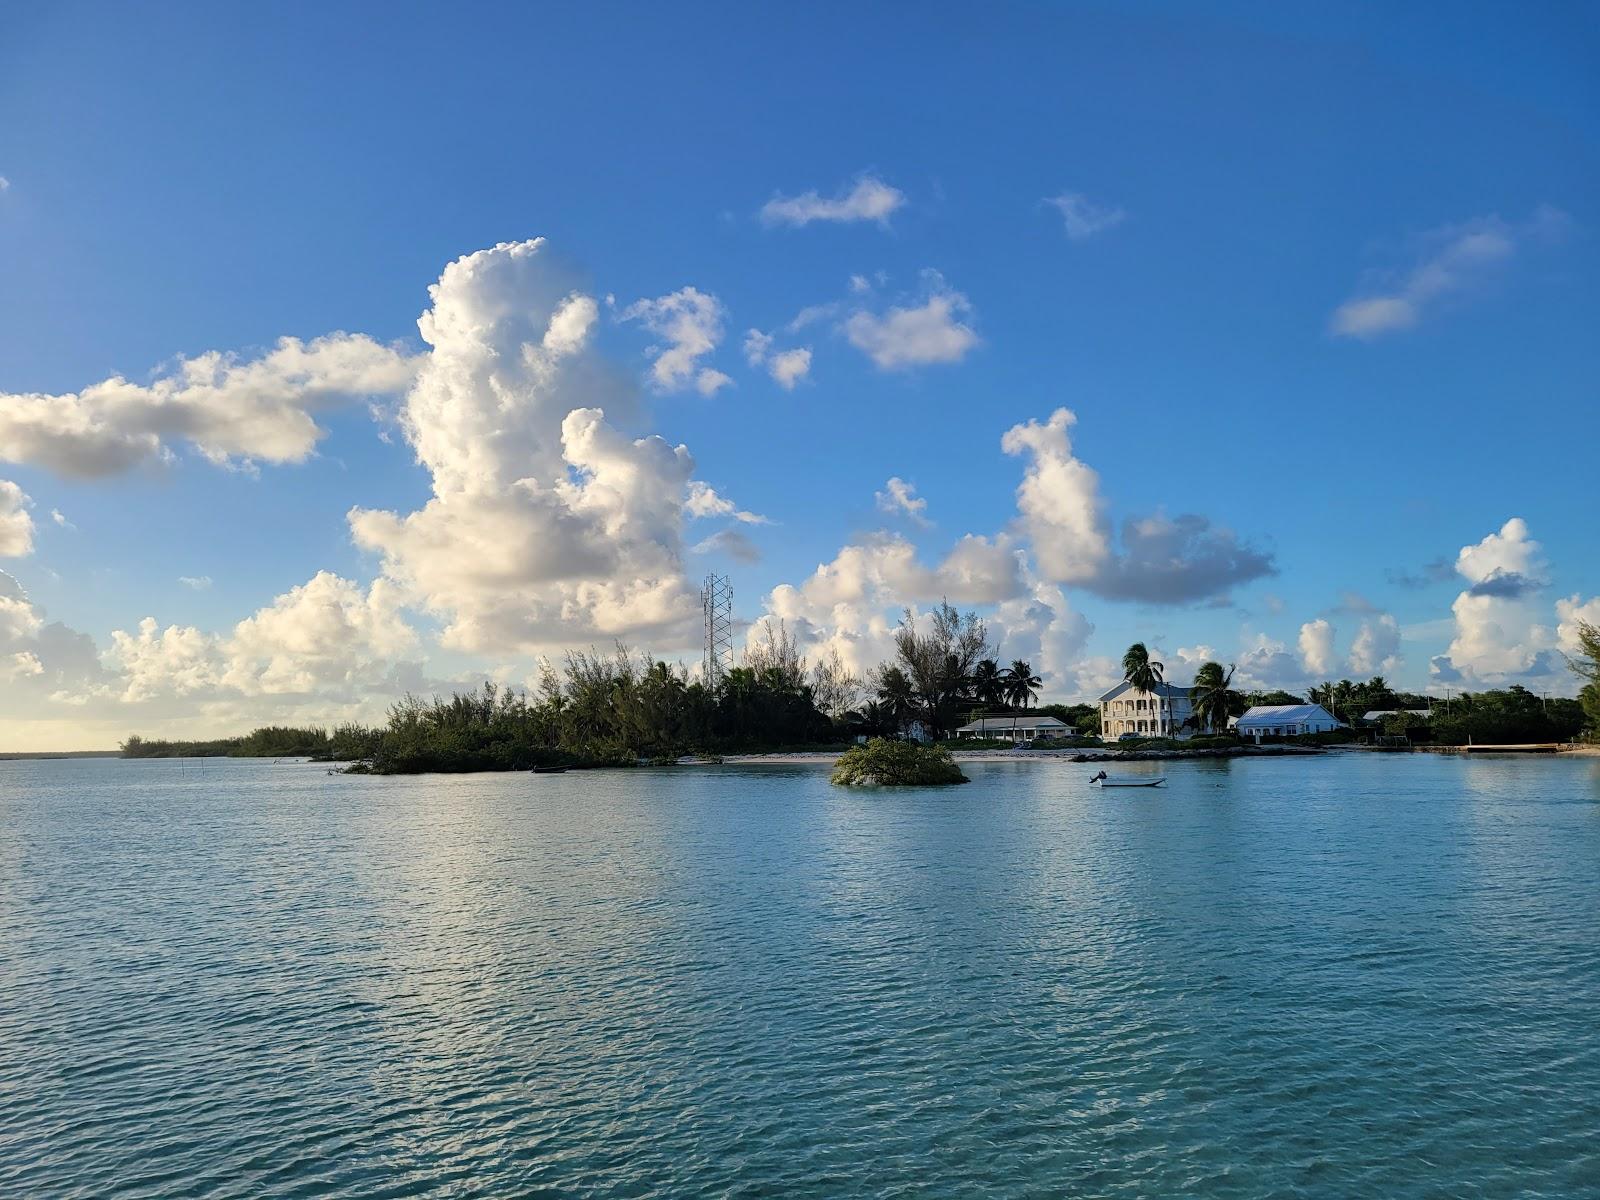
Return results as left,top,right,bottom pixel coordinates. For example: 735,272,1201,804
701,573,734,691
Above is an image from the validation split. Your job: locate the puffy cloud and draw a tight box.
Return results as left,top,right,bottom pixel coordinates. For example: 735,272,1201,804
743,328,812,389
1002,408,1274,604
351,239,715,657
743,532,1133,698
1557,595,1600,656
845,282,980,370
1234,632,1306,691
1298,618,1338,676
767,348,812,389
760,174,905,227
1330,207,1570,339
875,476,929,526
2,651,42,682
0,570,43,643
1002,408,1111,583
989,576,1111,698
1044,191,1126,240
0,334,417,478
0,480,34,557
1456,516,1546,588
936,535,1025,605
1433,518,1559,686
221,571,416,696
622,286,731,395
1349,614,1402,675
50,509,72,529
107,619,224,703
685,480,767,524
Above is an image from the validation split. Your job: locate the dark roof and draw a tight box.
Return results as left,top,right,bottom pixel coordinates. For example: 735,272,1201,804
1097,679,1193,702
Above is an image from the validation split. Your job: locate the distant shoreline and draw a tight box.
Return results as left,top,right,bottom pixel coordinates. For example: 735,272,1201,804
0,750,121,761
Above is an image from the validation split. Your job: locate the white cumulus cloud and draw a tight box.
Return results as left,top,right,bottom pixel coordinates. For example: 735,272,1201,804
348,239,725,657
0,335,417,478
1298,618,1338,677
845,277,979,370
621,286,731,396
1002,408,1274,605
875,476,929,526
0,480,34,557
743,328,812,389
1432,518,1561,687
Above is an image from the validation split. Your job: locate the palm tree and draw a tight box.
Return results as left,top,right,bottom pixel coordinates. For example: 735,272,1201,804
968,658,1004,732
876,666,915,736
1003,659,1042,741
1122,642,1167,734
1189,660,1238,733
972,658,1005,707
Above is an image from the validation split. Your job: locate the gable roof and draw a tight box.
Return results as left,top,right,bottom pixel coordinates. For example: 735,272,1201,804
1236,704,1340,727
956,716,1070,733
1097,679,1193,702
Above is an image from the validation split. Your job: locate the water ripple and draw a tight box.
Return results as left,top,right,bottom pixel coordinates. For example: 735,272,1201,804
2,753,1599,1197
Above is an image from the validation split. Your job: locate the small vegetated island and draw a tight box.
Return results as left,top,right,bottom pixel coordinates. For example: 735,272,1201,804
831,739,968,787
117,612,1600,774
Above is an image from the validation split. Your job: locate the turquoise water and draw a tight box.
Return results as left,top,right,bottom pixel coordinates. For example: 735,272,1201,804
2,754,1598,1197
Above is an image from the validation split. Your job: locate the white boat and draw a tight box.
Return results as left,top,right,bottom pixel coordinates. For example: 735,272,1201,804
1089,771,1165,788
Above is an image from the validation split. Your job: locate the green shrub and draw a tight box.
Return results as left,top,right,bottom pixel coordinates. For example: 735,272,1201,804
831,739,968,787
1030,735,1104,750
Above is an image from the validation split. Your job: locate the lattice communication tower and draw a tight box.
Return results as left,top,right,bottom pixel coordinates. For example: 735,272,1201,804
701,572,734,690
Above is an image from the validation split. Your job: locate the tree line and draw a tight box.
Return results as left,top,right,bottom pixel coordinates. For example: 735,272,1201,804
120,615,1600,769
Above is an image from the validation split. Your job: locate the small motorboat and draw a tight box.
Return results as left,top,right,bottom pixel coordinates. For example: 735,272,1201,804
531,765,569,774
1089,770,1165,787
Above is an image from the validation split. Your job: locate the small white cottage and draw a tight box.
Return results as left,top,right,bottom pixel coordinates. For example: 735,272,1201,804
1233,704,1342,742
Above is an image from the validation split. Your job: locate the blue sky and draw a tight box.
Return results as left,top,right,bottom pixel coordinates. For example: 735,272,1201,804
1,2,1597,747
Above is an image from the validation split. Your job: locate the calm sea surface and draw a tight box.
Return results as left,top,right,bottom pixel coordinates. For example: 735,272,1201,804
2,753,1599,1198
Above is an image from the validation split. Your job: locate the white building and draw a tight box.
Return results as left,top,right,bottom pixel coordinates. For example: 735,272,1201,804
954,715,1071,744
1098,681,1195,739
1234,704,1342,742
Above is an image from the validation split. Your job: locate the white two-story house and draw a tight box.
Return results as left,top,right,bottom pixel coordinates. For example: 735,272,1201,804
1097,680,1195,739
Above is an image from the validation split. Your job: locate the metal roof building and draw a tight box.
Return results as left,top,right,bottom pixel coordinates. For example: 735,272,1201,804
1233,704,1342,740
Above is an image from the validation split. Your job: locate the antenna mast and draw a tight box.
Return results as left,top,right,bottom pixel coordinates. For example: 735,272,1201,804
701,572,734,689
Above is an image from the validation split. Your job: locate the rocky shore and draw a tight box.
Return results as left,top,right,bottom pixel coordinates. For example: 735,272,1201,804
1059,744,1326,763
723,744,1328,766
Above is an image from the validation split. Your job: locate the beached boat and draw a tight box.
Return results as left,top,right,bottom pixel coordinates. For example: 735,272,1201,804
531,765,568,774
1089,771,1165,788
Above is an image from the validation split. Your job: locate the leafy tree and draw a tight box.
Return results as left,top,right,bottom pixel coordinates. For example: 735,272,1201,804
831,738,967,786
808,647,862,719
888,601,994,737
1564,618,1600,737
